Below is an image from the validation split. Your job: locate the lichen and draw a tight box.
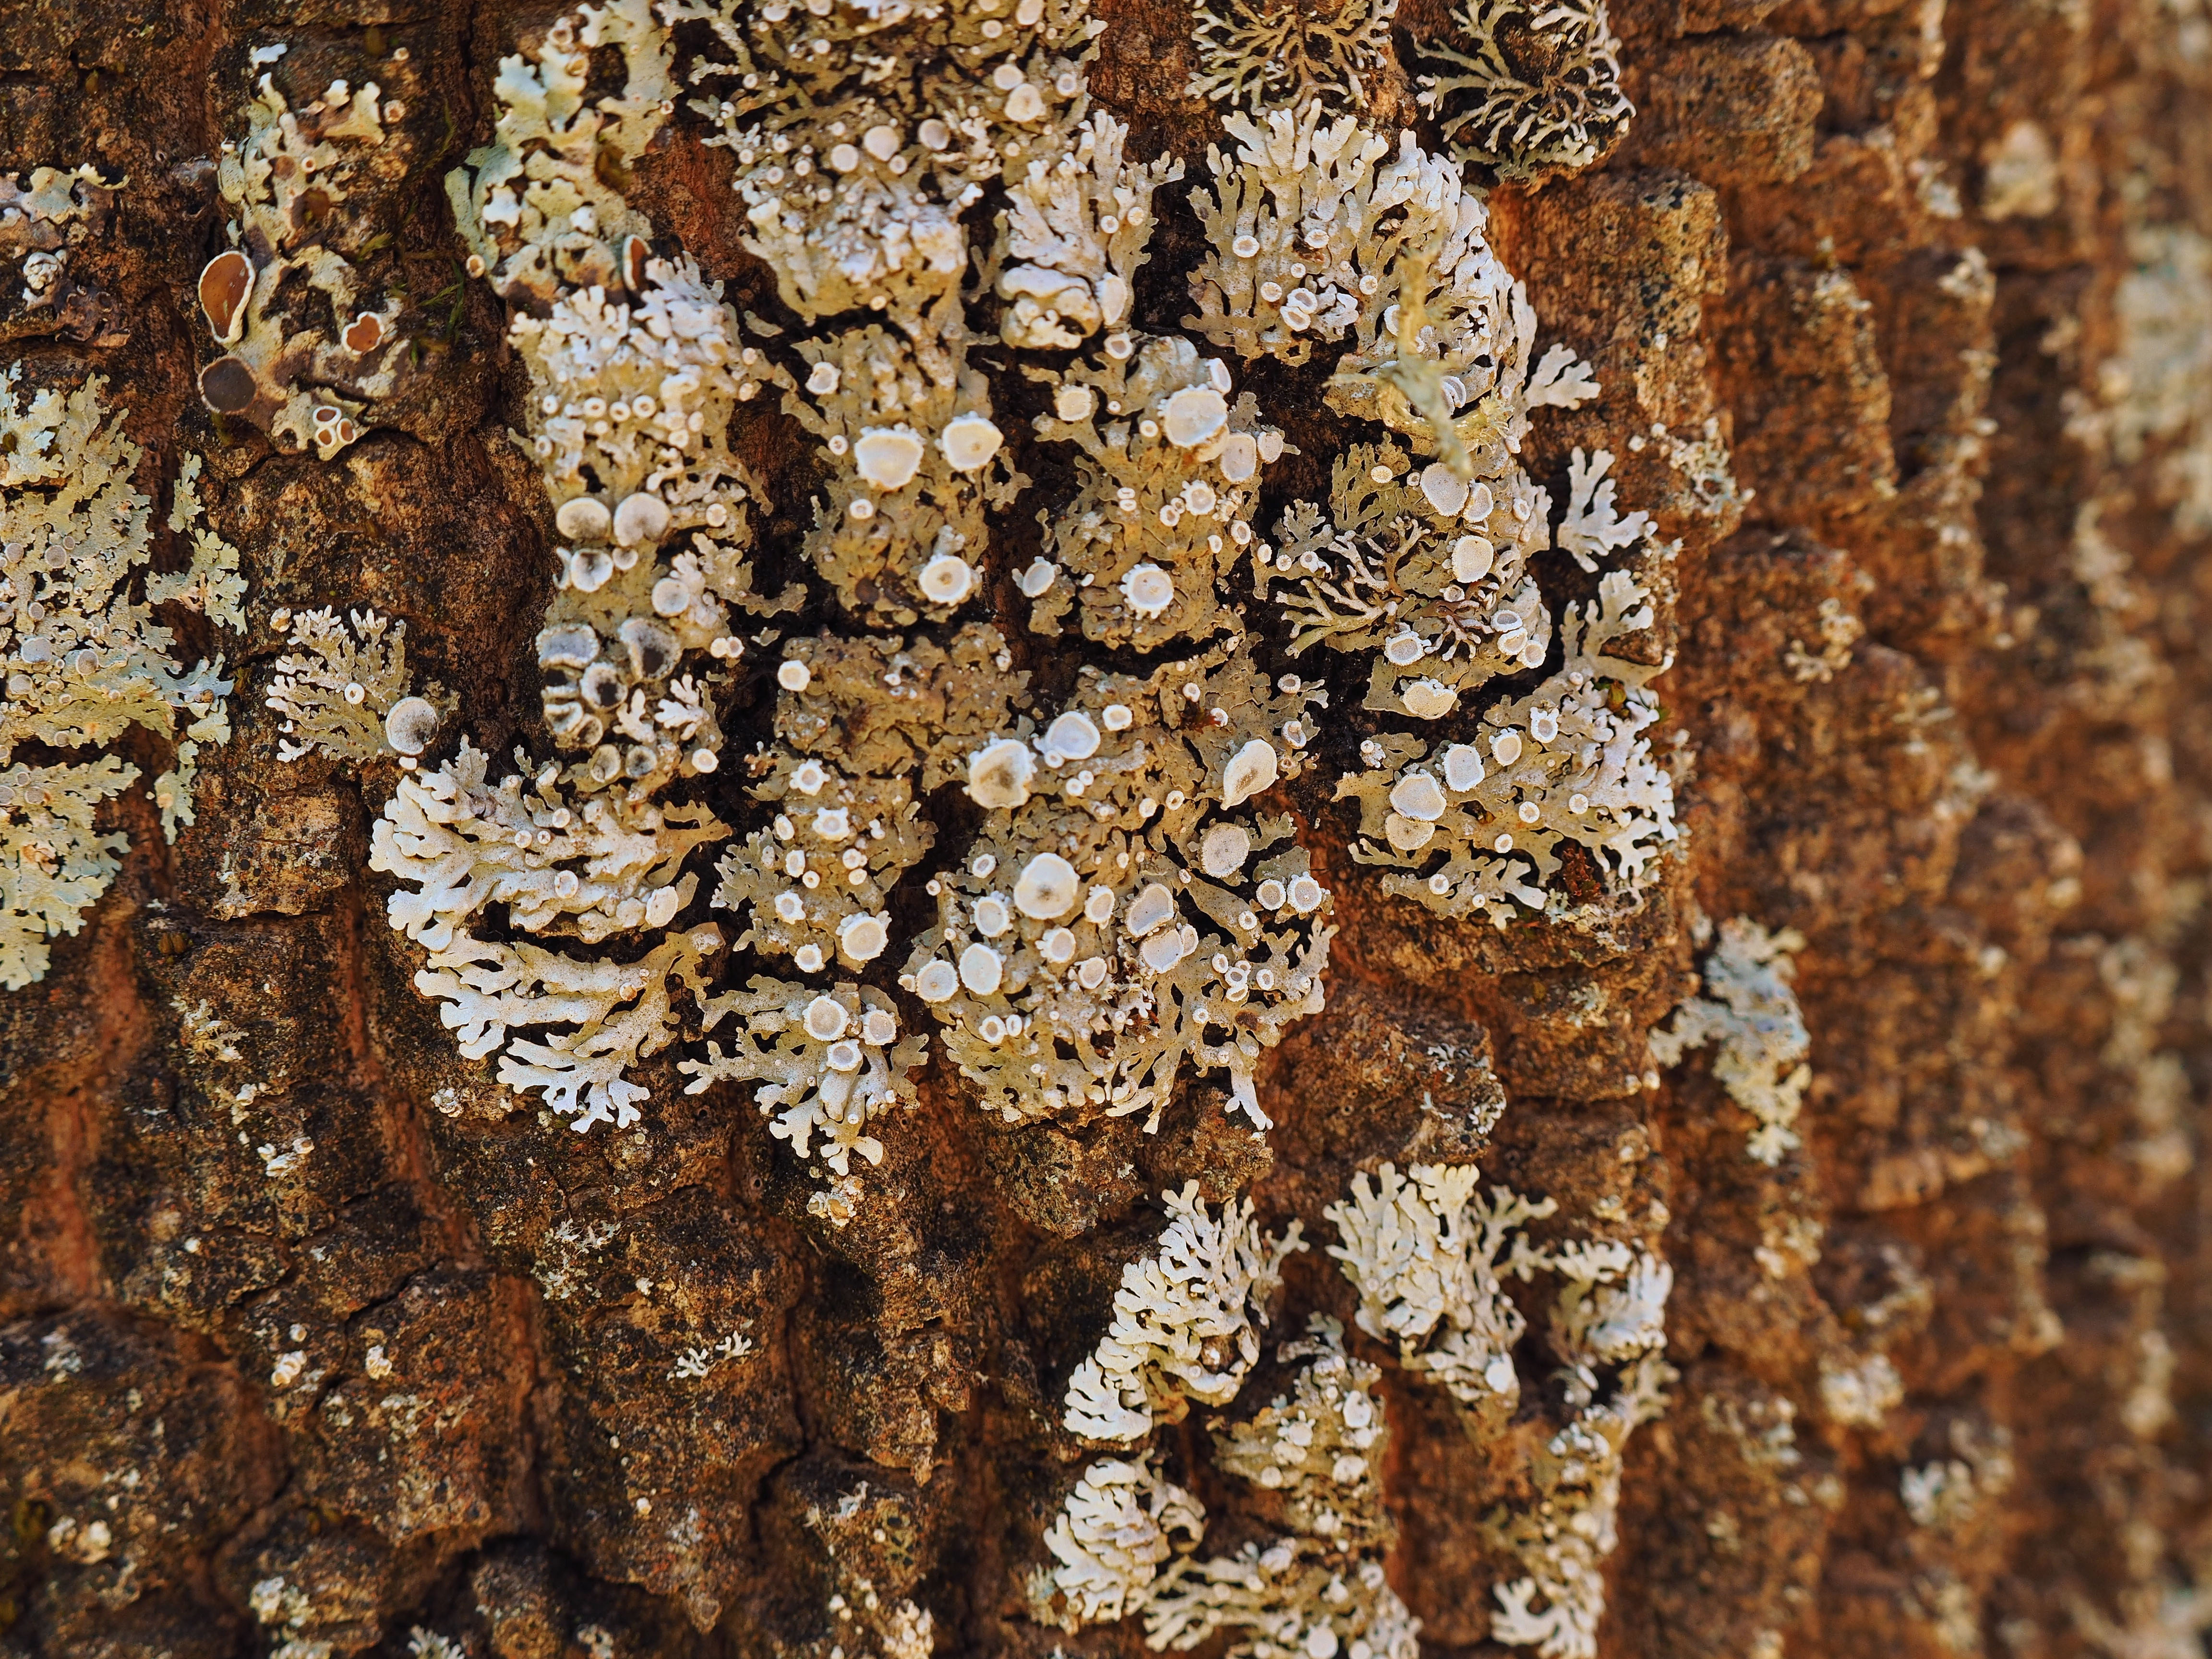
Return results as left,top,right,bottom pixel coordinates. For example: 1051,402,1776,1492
1179,90,1671,923
712,627,1022,974
0,370,237,981
783,300,1027,624
1415,0,1633,186
1142,1318,1423,1659
448,2,778,809
417,921,725,1133
371,736,731,1127
1648,916,1813,1165
901,647,1334,1130
1262,438,1553,719
1323,1156,1673,1659
1023,336,1286,650
1188,0,1399,114
446,0,673,308
1324,1160,1556,1434
0,164,121,311
383,0,1665,1212
1181,106,1395,371
1032,1455,1206,1628
0,756,133,989
265,606,445,764
993,111,1181,352
1186,104,1600,463
375,738,727,950
379,1,779,1138
1335,569,1677,921
204,59,417,454
1482,1253,1671,1658
1061,1182,1304,1443
1555,446,1650,573
668,0,1104,329
150,454,248,633
679,977,926,1224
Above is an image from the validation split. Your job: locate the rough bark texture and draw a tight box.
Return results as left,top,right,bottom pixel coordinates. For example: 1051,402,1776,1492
1,1,2207,1658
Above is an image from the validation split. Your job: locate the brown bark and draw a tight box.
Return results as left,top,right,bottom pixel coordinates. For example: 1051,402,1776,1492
1,0,2207,1656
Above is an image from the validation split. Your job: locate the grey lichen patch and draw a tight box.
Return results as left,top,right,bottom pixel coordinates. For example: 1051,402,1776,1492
1186,107,1599,460
1177,94,1676,923
206,59,420,456
422,921,725,1134
1033,1454,1204,1628
785,301,1025,624
1264,438,1553,720
505,233,779,793
447,0,674,308
1188,0,1399,114
1184,107,1394,370
450,4,783,802
1416,0,1633,186
1648,916,1812,1165
0,371,237,982
1024,335,1284,649
373,738,727,953
264,605,448,764
716,756,931,974
371,736,730,1128
1484,1246,1671,1658
993,112,1180,352
770,624,1028,785
0,375,234,761
1327,1158,1672,1659
1337,569,1677,921
1325,1161,1555,1435
901,647,1334,1130
1142,1319,1422,1659
681,977,926,1225
1556,445,1651,574
373,1,801,1140
670,0,1104,329
1059,1181,1305,1443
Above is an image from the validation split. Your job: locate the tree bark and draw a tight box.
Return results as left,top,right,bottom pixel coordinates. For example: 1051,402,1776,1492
1,1,2207,1657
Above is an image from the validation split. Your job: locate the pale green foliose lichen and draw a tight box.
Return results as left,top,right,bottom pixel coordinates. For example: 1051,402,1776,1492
1325,1157,1673,1659
902,647,1333,1130
265,606,447,764
1024,336,1285,651
667,0,1103,328
680,977,926,1226
0,372,236,986
1336,569,1677,921
1263,438,1553,720
1325,1160,1556,1433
